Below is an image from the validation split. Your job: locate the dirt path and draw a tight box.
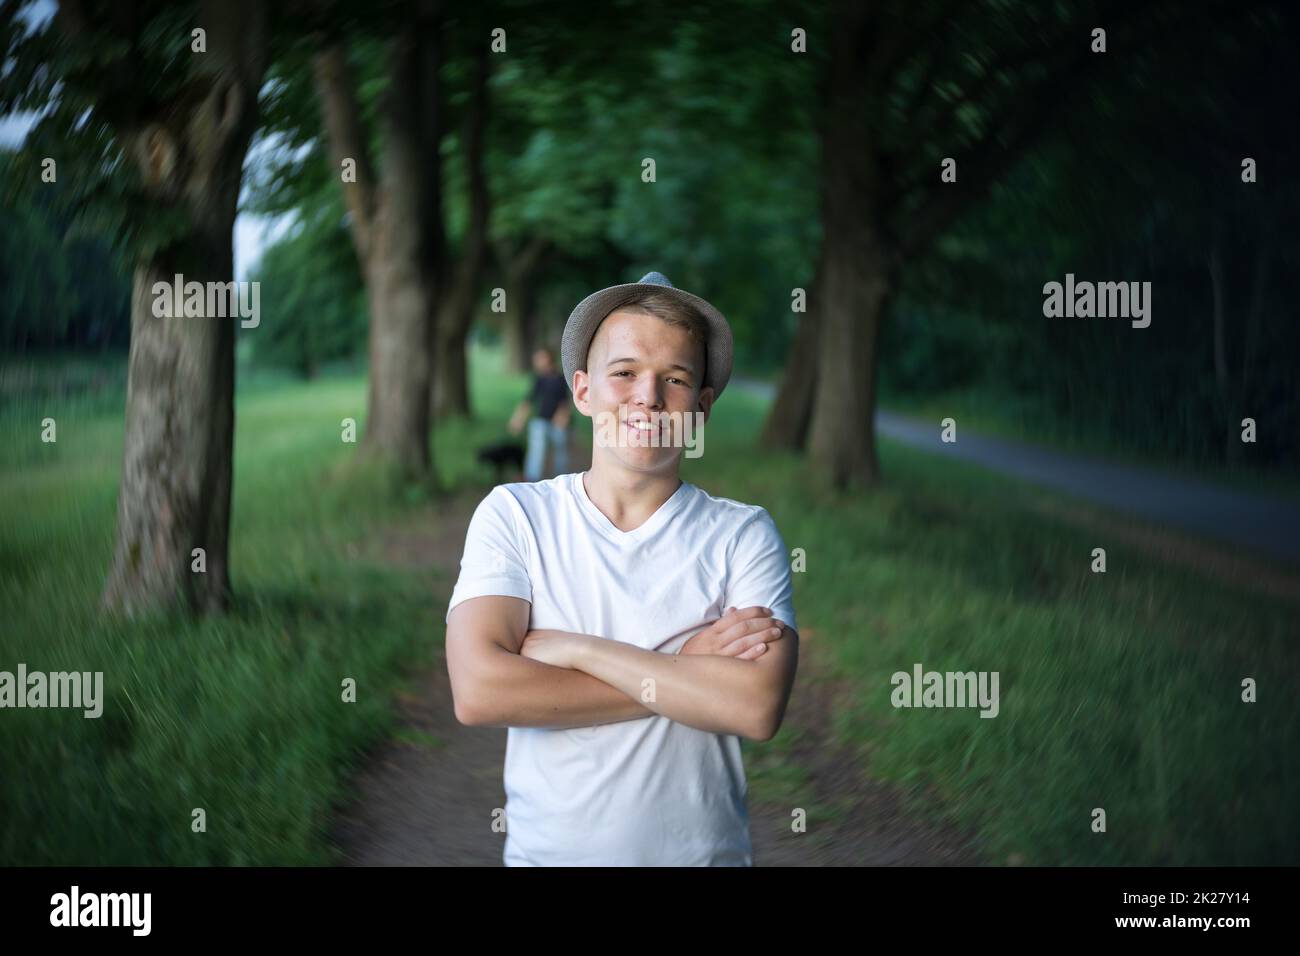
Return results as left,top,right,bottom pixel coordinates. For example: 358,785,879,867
329,459,984,866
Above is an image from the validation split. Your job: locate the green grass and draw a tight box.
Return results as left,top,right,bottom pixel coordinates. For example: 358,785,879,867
690,388,1299,865
2,346,1296,865
0,348,519,865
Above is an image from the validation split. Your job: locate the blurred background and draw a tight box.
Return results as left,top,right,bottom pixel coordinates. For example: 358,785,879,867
1,0,1297,865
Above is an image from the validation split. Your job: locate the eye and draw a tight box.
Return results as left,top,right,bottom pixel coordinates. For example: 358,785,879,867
667,377,687,386
612,370,633,377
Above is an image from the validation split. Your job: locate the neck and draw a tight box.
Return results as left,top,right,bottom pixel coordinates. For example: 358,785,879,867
582,456,682,533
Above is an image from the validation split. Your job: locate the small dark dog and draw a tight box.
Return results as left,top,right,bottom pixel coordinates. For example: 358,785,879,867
477,440,526,482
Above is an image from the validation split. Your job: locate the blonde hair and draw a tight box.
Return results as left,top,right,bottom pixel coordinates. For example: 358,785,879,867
594,292,708,381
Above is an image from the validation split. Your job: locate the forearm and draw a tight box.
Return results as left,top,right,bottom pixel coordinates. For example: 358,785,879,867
469,646,654,730
572,635,763,738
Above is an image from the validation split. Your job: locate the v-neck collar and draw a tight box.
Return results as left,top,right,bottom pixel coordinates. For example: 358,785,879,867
572,471,691,543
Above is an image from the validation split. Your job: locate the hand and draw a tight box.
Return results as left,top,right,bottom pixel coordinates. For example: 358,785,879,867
508,404,529,435
519,629,580,669
680,606,786,661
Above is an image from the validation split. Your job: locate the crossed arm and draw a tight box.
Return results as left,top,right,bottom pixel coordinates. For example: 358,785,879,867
444,595,798,741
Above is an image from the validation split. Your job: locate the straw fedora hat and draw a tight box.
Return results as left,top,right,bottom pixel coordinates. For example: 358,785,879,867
560,271,734,399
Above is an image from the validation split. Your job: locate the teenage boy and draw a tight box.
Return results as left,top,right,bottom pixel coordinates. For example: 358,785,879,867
445,271,799,866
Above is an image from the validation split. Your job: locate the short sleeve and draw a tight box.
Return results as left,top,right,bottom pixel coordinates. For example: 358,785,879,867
724,509,798,633
445,487,533,623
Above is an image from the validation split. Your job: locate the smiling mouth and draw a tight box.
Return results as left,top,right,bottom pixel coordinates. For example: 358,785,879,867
622,416,671,445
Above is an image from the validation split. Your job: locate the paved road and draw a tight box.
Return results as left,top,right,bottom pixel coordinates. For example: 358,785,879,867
733,381,1300,565
876,411,1300,565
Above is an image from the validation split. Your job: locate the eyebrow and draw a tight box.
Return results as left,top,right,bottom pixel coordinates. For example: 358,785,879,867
606,357,696,375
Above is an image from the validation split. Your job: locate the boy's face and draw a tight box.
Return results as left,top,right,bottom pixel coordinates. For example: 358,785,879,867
573,310,715,476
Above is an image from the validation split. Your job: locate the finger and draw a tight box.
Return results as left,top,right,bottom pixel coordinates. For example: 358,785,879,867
719,631,762,656
722,617,781,645
737,642,767,660
719,619,769,647
720,623,783,656
718,606,771,630
708,605,756,636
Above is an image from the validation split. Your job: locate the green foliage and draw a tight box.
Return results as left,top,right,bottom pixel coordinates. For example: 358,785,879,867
479,0,822,374
0,152,131,350
0,1,210,261
247,196,366,378
882,5,1300,472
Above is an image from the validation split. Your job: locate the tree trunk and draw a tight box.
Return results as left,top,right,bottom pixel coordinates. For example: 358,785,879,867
431,33,491,422
361,195,432,477
760,253,822,451
101,0,267,615
313,25,439,480
432,306,471,420
1207,234,1233,462
1230,212,1272,465
501,236,551,373
103,246,238,615
503,295,537,374
1209,239,1229,404
808,238,893,489
805,0,894,490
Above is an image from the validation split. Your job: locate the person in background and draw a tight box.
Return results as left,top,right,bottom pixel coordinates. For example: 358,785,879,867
509,346,571,481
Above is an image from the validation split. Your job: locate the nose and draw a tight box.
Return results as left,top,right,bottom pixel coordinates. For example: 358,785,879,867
631,372,664,409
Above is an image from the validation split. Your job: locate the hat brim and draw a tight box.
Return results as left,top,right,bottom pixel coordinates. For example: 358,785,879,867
560,282,734,399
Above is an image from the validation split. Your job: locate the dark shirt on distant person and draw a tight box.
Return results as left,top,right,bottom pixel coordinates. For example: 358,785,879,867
530,373,569,423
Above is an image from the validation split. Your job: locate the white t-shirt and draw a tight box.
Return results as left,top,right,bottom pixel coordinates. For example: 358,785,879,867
445,470,798,866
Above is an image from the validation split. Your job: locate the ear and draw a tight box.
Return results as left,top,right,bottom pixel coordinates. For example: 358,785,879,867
696,385,716,423
573,370,591,416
